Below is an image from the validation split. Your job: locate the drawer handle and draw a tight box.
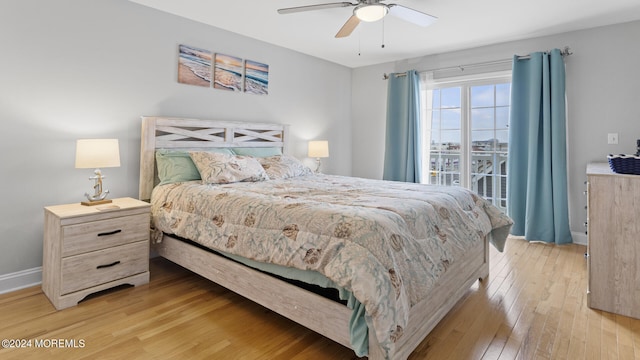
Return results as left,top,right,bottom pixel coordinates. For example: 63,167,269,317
96,261,121,269
97,229,122,237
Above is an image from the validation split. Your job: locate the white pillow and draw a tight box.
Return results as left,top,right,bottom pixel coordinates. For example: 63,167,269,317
259,155,313,180
189,152,269,184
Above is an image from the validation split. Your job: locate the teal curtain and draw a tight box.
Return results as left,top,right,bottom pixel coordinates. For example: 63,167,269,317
383,70,422,183
507,49,572,244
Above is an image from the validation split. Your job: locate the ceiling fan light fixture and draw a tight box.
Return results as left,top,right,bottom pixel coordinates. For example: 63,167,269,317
354,4,388,22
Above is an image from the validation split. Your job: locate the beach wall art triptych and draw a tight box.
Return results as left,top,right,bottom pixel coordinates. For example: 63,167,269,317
178,44,269,95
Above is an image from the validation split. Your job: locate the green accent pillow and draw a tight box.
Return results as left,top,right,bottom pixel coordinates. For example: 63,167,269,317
231,147,282,157
155,148,234,185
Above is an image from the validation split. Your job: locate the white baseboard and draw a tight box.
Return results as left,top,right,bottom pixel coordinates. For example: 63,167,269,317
572,231,587,246
0,267,42,295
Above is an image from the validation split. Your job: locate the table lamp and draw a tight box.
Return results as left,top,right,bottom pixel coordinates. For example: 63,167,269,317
75,139,121,206
308,140,329,173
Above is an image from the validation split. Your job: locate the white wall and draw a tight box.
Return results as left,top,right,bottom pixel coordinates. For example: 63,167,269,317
352,20,640,244
0,0,352,277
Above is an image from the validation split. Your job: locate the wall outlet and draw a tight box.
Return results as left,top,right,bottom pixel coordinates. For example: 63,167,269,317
608,133,619,145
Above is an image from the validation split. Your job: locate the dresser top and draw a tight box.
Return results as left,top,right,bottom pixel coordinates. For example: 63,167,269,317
587,162,613,175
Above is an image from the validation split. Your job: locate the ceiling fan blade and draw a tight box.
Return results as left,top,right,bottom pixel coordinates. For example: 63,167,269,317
335,15,360,38
278,2,355,14
388,4,437,27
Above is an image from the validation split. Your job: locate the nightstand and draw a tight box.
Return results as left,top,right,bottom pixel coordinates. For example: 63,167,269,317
42,197,151,310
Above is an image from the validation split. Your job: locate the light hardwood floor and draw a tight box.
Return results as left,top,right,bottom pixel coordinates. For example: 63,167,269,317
1,237,639,359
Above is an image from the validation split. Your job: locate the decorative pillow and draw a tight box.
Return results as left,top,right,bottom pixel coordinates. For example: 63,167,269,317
232,147,282,157
155,149,234,185
259,155,313,180
189,152,269,184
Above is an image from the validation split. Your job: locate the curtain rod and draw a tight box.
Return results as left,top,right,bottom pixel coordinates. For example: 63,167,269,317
383,46,573,80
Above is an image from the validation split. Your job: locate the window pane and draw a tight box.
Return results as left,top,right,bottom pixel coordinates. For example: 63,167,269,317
496,153,508,211
429,155,446,169
432,89,441,108
496,130,509,150
471,108,494,130
496,107,509,129
496,83,511,106
427,166,460,186
441,154,460,172
472,130,495,151
431,109,440,130
441,87,460,108
497,153,508,175
429,132,441,150
441,109,461,129
471,85,494,108
470,153,493,199
440,130,461,151
430,154,461,186
470,153,493,174
427,169,438,184
449,173,461,187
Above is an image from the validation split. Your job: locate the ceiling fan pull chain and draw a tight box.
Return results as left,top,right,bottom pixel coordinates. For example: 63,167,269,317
381,17,385,48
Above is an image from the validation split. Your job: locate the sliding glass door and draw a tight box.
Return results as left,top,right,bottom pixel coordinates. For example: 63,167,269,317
420,73,511,211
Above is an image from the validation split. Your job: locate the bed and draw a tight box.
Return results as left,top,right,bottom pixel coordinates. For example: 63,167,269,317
138,116,512,359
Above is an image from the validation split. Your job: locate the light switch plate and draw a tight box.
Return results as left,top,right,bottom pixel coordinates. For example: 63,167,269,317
608,133,619,145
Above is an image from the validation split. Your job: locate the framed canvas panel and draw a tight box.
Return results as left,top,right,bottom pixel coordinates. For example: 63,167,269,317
244,60,269,95
214,53,243,91
178,44,212,87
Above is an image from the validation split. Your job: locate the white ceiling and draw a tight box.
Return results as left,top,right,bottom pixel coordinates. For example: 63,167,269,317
129,0,640,68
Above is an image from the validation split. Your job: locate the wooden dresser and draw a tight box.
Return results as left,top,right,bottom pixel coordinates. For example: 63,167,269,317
42,197,151,310
586,163,640,319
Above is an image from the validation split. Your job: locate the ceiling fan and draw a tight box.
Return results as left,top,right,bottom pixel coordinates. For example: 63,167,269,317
277,0,437,38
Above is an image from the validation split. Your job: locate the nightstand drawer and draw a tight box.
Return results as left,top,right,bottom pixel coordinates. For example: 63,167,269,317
60,241,148,295
62,213,149,257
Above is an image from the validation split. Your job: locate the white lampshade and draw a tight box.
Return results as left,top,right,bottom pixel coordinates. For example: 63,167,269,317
354,4,388,22
308,140,329,158
75,139,121,169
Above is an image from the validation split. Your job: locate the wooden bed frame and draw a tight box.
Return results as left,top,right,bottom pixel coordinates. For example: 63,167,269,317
138,116,490,359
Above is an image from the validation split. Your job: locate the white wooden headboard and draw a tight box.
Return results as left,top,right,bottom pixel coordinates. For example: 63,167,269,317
138,116,290,201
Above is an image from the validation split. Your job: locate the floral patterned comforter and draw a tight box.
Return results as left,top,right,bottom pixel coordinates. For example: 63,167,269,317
151,174,512,356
